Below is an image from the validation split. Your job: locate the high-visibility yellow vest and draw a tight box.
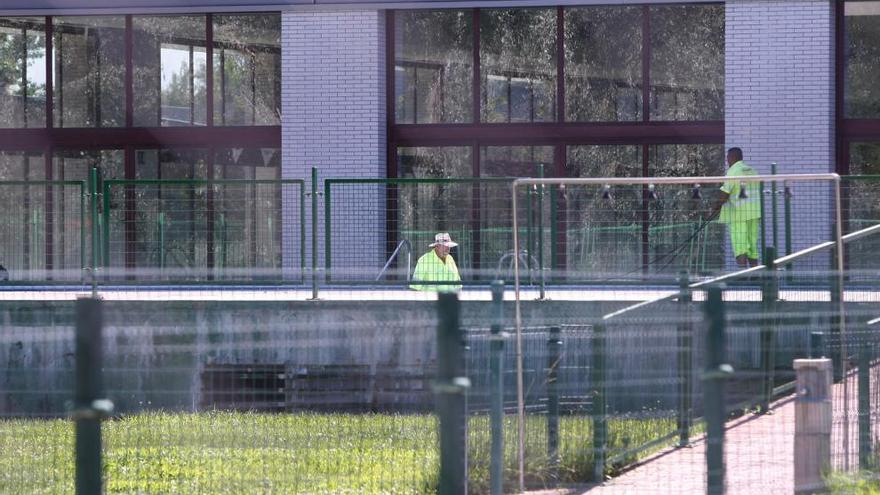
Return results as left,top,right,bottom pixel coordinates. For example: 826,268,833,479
410,250,462,292
718,161,761,224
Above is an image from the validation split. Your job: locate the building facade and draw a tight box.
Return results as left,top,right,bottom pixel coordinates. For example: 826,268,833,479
0,0,875,278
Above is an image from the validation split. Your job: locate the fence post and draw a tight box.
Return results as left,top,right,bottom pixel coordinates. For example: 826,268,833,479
89,167,100,294
536,163,546,300
810,332,825,359
591,322,607,483
547,325,561,483
830,245,843,382
760,247,778,414
678,271,692,447
74,297,113,495
793,358,832,494
309,167,320,300
703,285,730,495
858,320,872,470
437,292,469,495
489,281,506,495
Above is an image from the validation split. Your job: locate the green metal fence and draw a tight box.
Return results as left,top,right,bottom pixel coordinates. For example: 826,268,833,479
100,178,305,283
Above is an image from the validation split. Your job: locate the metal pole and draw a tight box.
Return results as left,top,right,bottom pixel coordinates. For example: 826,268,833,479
74,297,112,495
158,212,166,273
759,246,777,414
89,168,99,295
436,292,468,495
310,166,319,300
547,325,561,484
537,163,546,300
489,281,505,495
770,163,778,251
704,285,729,495
677,271,692,446
834,179,849,470
858,320,872,470
510,182,526,493
591,322,607,483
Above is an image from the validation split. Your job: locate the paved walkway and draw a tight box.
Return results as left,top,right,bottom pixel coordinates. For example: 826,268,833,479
525,368,865,494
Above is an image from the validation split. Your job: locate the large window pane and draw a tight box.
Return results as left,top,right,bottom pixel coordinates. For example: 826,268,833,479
133,15,207,127
53,149,123,272
564,145,641,275
0,151,45,277
53,17,125,127
395,11,472,124
213,14,280,126
396,147,473,272
565,7,641,122
481,9,556,123
398,146,471,178
845,2,880,118
480,146,552,277
649,5,724,121
134,149,208,272
0,17,47,128
648,144,724,274
846,142,880,277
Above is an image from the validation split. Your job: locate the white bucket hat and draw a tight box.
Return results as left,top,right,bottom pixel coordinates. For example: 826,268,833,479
429,232,458,248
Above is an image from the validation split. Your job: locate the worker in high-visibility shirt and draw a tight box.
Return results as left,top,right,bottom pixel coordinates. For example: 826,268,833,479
708,147,762,267
410,232,462,292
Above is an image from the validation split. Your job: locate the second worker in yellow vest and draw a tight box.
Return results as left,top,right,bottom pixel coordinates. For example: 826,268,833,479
708,147,762,268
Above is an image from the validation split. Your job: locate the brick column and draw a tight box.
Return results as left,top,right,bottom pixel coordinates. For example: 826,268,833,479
282,10,387,279
725,0,836,261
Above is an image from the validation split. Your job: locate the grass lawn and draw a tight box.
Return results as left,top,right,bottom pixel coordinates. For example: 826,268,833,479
0,411,682,494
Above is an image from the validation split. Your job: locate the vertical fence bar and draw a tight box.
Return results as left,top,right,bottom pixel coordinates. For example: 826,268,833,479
703,285,729,495
74,297,111,495
547,325,561,484
770,163,778,250
158,212,166,272
810,331,825,359
101,180,111,272
310,167,319,299
437,292,468,495
80,181,86,281
536,163,546,299
760,247,778,414
489,280,505,495
784,180,792,259
300,182,306,283
591,322,607,482
89,168,99,294
678,271,692,446
858,319,872,470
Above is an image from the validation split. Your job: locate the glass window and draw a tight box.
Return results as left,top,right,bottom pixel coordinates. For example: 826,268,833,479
481,9,556,123
215,147,279,179
397,146,472,177
0,17,47,128
53,17,125,128
845,2,880,118
0,151,47,276
564,145,641,275
133,15,207,127
0,150,44,180
565,7,642,122
214,148,282,271
480,145,552,177
213,14,281,126
395,11,472,124
53,149,124,271
648,144,724,274
132,149,208,274
396,147,474,270
649,5,724,121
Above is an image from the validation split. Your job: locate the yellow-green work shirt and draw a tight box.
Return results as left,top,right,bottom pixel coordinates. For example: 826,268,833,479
718,160,761,224
410,250,462,292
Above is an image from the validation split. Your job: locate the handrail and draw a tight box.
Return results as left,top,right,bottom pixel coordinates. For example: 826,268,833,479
375,239,412,282
602,220,880,322
868,317,880,327
514,173,839,187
